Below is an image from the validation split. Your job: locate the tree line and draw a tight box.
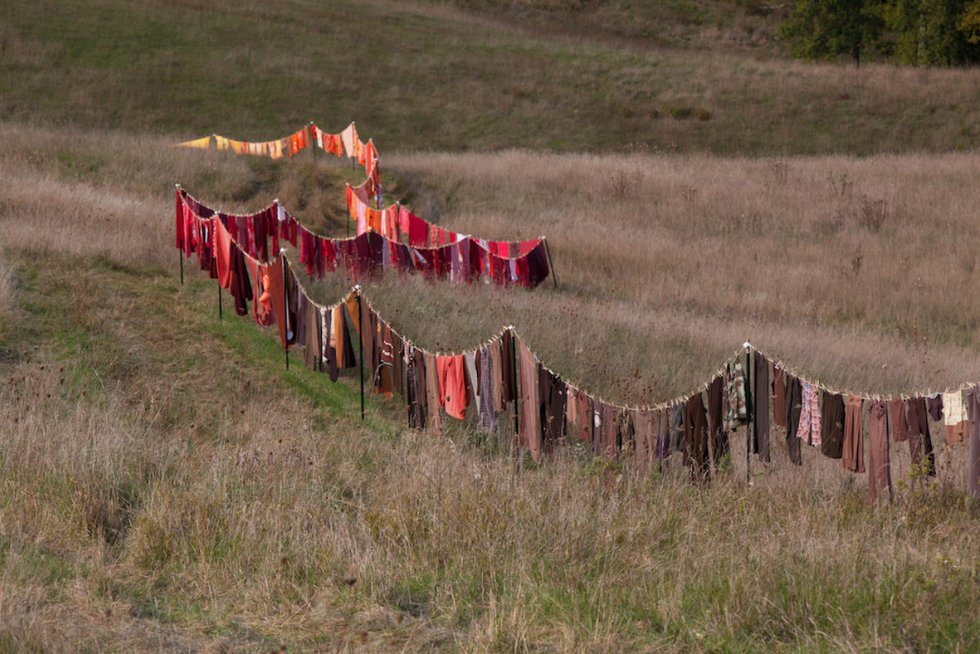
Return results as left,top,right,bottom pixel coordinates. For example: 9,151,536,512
780,0,980,66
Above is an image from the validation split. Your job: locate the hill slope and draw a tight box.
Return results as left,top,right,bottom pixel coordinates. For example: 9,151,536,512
1,0,978,154
1,120,979,651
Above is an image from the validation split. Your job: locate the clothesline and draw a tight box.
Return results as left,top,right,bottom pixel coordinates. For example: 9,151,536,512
180,208,980,497
186,195,980,409
747,343,978,403
177,121,535,252
177,186,547,259
177,188,552,287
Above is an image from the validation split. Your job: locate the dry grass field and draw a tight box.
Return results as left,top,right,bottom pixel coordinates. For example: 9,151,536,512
2,0,980,650
1,117,979,651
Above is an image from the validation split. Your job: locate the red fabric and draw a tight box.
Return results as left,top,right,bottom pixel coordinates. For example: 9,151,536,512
408,213,428,247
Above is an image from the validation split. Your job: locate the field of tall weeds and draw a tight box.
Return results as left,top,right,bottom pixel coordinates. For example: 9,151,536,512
1,120,979,650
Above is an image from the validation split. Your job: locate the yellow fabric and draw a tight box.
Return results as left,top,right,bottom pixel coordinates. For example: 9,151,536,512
177,136,211,149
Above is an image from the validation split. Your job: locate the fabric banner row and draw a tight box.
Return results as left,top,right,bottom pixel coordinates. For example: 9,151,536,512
176,187,551,288
178,121,533,257
184,213,980,499
177,122,381,195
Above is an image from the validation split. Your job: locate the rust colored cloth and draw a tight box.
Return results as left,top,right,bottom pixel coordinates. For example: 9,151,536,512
906,398,936,477
867,400,891,503
821,393,845,459
890,399,908,442
268,256,296,350
517,338,542,462
772,366,787,429
424,352,443,435
437,354,469,420
685,393,710,482
842,394,865,473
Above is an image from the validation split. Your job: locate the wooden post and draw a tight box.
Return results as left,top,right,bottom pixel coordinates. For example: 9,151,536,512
217,282,222,321
358,293,365,421
176,184,184,286
542,238,558,289
745,347,751,485
282,251,290,370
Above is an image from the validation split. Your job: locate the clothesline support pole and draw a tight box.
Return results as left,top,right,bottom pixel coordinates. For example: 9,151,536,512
282,250,290,370
358,293,366,422
217,282,223,321
543,239,558,289
178,249,184,286
745,346,751,486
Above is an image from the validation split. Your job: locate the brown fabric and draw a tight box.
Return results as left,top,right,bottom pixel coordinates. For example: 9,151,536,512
633,409,655,475
391,331,405,397
752,353,770,462
595,402,619,458
302,299,322,371
685,393,710,482
539,367,567,453
842,394,865,473
574,390,592,444
407,346,427,430
517,338,542,462
906,398,936,476
890,399,908,442
772,366,787,428
707,376,727,463
617,409,634,459
946,422,967,445
967,389,980,498
867,400,891,503
821,393,845,459
500,330,515,405
424,352,443,435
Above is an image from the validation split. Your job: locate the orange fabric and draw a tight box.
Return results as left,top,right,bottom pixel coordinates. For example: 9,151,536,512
344,296,360,336
437,354,469,420
267,258,289,348
214,219,233,289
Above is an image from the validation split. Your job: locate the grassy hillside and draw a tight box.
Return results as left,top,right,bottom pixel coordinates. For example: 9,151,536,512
2,0,980,649
1,0,978,154
2,121,979,651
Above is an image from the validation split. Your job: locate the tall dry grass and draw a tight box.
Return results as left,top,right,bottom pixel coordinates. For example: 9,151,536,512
1,120,980,649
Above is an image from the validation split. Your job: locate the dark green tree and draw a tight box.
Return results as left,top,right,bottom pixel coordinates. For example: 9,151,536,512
887,0,980,65
781,0,887,66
